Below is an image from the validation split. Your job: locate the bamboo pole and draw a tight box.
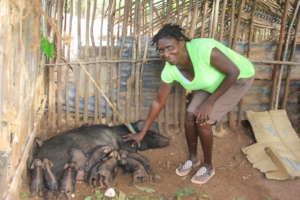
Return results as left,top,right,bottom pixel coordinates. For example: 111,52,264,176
270,0,289,110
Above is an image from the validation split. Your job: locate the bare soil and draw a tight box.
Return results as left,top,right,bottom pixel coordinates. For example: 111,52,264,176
21,126,300,200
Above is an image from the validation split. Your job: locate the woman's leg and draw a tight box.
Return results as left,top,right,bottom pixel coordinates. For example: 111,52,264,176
197,123,213,168
185,112,200,163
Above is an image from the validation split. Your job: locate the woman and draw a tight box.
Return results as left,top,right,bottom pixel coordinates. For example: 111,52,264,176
123,24,255,184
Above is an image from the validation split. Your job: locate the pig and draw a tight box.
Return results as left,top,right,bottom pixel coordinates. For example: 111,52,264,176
69,148,88,181
30,158,45,197
43,158,58,192
33,120,169,180
119,156,148,184
87,150,119,188
85,145,113,173
87,161,102,187
59,162,77,200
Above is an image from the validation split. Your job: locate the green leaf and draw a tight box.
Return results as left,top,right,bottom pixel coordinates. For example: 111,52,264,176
95,190,103,200
175,187,197,197
84,196,93,200
20,192,30,198
135,186,155,193
40,36,54,58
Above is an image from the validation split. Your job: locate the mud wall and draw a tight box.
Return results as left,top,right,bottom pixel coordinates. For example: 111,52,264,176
0,1,46,199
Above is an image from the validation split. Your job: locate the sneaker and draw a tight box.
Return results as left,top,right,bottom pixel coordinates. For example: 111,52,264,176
191,166,215,184
175,160,200,176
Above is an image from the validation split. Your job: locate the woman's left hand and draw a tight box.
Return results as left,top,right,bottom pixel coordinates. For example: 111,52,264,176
195,101,214,125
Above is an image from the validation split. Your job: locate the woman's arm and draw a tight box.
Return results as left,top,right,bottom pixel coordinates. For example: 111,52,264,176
196,47,240,123
123,81,172,142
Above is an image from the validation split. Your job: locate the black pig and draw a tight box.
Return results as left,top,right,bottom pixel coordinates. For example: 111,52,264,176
33,121,169,180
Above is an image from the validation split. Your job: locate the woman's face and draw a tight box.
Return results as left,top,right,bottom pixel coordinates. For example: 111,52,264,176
157,37,185,65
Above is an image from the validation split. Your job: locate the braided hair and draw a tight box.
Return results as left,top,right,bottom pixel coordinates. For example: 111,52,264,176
152,24,190,46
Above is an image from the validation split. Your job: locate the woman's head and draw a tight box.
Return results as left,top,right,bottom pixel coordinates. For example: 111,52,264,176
152,24,190,45
152,24,190,65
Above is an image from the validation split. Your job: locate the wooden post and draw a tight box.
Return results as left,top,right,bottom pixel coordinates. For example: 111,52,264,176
270,0,289,110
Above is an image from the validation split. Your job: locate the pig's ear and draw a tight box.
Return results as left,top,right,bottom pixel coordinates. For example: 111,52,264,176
135,120,159,133
34,137,43,148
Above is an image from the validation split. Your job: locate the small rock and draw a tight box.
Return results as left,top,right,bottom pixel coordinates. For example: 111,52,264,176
104,187,116,198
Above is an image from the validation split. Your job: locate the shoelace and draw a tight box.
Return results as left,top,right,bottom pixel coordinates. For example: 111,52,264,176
195,166,207,176
181,160,193,170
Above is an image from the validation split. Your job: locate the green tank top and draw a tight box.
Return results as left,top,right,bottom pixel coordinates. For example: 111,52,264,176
160,38,255,93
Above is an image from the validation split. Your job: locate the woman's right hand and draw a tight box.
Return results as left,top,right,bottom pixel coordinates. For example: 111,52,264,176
122,132,145,143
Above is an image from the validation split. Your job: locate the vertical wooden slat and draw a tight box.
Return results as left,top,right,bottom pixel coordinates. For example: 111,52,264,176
74,0,82,125
231,0,245,49
189,1,199,38
219,0,228,41
201,0,208,38
228,0,236,47
230,0,245,127
270,0,289,110
56,0,64,129
91,0,97,50
65,0,73,126
247,0,257,57
48,0,58,131
83,0,91,124
282,10,300,109
135,0,142,121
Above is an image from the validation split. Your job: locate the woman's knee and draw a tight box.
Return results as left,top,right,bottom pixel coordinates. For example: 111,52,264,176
197,123,213,136
185,112,196,126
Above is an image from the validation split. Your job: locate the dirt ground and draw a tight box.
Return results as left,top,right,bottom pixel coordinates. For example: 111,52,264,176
21,125,300,200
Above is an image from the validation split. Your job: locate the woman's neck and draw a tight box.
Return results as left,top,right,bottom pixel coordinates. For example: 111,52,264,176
177,47,193,70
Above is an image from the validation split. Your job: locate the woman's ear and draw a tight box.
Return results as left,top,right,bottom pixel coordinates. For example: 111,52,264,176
178,39,186,48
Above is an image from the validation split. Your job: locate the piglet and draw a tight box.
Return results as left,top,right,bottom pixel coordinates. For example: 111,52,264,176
85,145,113,173
96,151,119,188
43,158,58,192
30,158,45,197
119,151,148,184
69,148,87,181
59,162,77,200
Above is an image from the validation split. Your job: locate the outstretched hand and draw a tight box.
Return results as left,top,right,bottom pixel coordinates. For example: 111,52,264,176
195,101,213,125
122,132,145,143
